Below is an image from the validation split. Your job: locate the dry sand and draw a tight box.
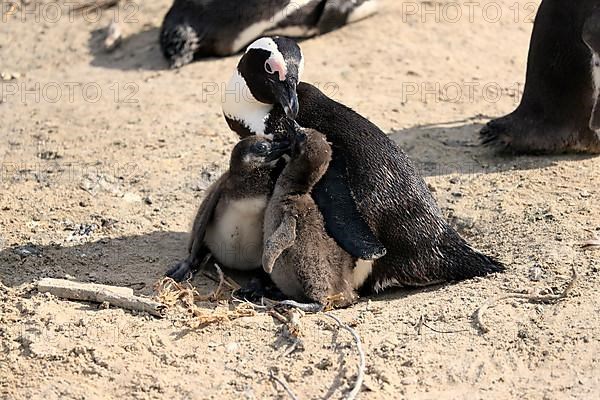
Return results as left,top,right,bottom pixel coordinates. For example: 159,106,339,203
1,0,599,399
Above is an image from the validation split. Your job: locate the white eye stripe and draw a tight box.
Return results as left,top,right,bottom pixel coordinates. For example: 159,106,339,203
264,60,274,74
247,37,288,81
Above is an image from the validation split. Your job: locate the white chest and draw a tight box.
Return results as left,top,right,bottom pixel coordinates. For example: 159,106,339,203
222,71,273,136
204,196,268,270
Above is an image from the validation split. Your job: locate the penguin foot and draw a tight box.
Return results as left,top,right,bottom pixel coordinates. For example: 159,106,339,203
164,259,197,282
233,277,287,303
481,114,600,154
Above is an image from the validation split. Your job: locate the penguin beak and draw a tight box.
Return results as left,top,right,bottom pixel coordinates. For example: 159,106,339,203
275,81,299,119
265,140,291,162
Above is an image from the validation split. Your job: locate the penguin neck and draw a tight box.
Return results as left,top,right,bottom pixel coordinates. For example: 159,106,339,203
222,70,274,137
229,166,276,198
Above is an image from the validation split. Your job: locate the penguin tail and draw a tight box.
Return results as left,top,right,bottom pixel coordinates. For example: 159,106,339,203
440,229,505,281
159,24,204,69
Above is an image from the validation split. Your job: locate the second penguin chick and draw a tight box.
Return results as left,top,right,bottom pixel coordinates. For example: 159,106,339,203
263,123,358,307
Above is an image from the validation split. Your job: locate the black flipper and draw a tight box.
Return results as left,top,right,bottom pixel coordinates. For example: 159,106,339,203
312,151,386,260
165,173,228,281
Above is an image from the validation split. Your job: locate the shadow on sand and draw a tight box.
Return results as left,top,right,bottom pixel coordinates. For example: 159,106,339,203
0,231,187,295
0,231,266,298
390,120,596,178
88,27,168,71
87,26,230,71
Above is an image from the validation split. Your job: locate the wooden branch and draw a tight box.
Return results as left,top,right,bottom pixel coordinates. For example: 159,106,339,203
37,278,166,317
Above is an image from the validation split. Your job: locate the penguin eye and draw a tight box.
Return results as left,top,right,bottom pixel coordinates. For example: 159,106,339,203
264,60,274,74
254,142,270,153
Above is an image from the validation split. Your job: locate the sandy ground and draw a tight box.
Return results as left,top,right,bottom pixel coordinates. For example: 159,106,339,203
1,0,599,399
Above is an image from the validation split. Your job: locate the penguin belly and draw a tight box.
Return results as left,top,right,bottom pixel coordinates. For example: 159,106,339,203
204,196,267,270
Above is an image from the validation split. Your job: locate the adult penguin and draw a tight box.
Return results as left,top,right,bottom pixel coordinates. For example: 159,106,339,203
481,0,600,154
160,0,378,68
223,37,504,293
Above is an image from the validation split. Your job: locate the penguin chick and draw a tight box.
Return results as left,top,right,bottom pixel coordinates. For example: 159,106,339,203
263,122,358,307
165,136,289,281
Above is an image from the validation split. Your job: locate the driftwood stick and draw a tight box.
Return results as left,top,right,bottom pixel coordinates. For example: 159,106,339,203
37,278,166,317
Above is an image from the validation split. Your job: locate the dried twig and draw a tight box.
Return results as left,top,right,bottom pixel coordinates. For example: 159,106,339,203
71,0,119,13
324,313,365,400
154,276,256,328
276,300,324,313
582,239,600,249
37,278,166,317
268,308,289,324
209,263,226,301
415,315,469,335
269,370,300,400
474,267,578,334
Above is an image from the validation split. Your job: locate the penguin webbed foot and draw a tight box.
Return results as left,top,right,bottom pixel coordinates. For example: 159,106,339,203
480,114,600,154
164,259,197,282
164,253,211,282
233,276,288,303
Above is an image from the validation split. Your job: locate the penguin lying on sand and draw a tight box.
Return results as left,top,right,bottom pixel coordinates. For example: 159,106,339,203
165,136,289,281
160,0,378,68
481,0,600,154
223,37,504,293
263,120,358,307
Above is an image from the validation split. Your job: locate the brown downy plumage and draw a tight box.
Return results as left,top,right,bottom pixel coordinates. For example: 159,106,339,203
263,123,358,307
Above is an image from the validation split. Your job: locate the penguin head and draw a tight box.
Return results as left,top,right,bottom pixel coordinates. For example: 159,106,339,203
230,136,291,171
229,37,304,121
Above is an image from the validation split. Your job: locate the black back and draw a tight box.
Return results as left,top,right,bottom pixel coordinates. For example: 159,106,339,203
296,82,503,286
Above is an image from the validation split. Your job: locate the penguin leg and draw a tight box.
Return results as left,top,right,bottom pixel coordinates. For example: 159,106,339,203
262,213,297,274
164,237,210,282
480,0,600,154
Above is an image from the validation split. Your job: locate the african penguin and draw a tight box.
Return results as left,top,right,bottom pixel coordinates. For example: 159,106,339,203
263,121,358,307
160,0,378,68
165,136,289,281
481,0,600,154
223,37,504,293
